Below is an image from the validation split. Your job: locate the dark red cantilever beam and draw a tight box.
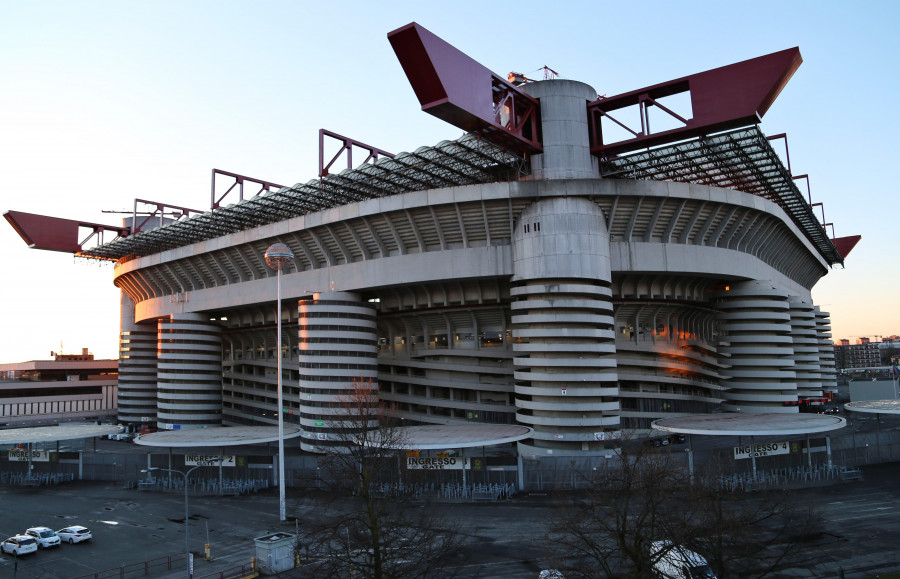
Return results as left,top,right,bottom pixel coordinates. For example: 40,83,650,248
388,22,541,155
831,235,861,260
589,47,802,157
4,210,129,255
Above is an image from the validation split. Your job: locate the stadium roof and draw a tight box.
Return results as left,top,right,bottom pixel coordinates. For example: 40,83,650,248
602,126,843,265
81,134,527,262
80,127,841,266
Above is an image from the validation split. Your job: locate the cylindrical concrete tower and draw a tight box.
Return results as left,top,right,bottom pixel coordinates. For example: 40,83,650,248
511,197,619,455
117,293,158,425
715,281,797,412
297,291,378,452
521,79,600,180
156,313,223,429
789,297,823,403
815,307,838,396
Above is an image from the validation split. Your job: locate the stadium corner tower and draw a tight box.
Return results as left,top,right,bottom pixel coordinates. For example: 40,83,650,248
5,23,860,457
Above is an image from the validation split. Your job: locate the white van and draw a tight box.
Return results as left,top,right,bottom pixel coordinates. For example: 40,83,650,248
650,541,717,579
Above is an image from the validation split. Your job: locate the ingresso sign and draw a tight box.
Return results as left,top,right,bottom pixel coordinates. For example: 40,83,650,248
185,455,236,467
7,449,50,462
733,441,790,460
407,457,471,470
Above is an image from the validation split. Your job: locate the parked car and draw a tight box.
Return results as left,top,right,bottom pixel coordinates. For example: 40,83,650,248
1,535,38,556
650,540,717,579
25,527,60,549
108,432,135,441
56,526,92,544
667,433,687,444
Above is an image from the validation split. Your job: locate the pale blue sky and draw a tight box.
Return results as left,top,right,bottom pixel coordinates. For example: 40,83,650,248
1,0,897,362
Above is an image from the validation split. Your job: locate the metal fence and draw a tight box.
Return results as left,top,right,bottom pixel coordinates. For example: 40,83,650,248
70,554,256,579
5,422,900,494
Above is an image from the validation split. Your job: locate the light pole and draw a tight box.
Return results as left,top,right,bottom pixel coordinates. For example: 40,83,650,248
892,356,899,399
142,459,222,579
265,242,294,522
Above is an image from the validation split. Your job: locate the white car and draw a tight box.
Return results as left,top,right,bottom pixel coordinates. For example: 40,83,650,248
56,526,92,544
25,526,60,549
1,535,38,556
651,540,717,579
108,432,135,441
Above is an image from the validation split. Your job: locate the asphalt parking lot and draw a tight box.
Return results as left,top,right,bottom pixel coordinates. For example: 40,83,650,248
2,466,900,579
0,481,286,579
5,408,900,579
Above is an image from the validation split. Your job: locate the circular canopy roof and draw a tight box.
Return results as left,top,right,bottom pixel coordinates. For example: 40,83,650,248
844,400,900,414
652,413,846,436
136,426,301,448
0,424,122,445
395,424,533,450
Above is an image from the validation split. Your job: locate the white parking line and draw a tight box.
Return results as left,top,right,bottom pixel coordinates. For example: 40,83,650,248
828,510,899,522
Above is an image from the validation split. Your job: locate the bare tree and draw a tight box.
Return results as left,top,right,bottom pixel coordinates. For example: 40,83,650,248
547,437,824,579
547,437,689,578
683,470,823,579
300,377,461,579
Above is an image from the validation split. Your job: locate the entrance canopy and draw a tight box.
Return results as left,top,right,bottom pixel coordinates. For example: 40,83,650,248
652,413,846,437
394,424,533,450
844,400,900,414
0,424,121,445
135,426,301,448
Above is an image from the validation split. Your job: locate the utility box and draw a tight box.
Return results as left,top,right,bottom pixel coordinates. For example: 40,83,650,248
254,532,296,575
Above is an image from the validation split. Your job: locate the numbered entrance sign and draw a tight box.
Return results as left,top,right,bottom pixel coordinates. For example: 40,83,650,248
733,441,789,460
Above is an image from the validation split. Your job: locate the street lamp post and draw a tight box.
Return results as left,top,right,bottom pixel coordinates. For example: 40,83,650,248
142,460,222,579
265,242,294,522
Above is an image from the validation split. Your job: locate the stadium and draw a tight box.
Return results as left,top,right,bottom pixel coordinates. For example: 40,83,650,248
5,23,858,458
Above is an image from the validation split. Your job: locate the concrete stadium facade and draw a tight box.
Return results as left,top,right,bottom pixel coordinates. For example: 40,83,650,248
109,78,838,457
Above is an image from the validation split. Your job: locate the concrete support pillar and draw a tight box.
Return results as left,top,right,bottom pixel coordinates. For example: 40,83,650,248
512,197,619,457
714,281,797,413
789,297,823,404
118,292,158,425
297,292,378,452
522,79,600,180
156,313,223,430
814,307,838,397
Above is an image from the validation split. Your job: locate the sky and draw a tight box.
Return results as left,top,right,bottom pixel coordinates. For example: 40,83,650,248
1,0,898,363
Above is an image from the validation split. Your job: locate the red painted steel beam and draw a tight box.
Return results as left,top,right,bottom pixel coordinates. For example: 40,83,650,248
4,210,129,254
589,47,802,157
211,169,284,210
388,22,541,154
319,129,394,177
831,235,861,260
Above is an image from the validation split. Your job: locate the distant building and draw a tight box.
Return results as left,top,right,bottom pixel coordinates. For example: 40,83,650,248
834,338,882,371
0,348,118,428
